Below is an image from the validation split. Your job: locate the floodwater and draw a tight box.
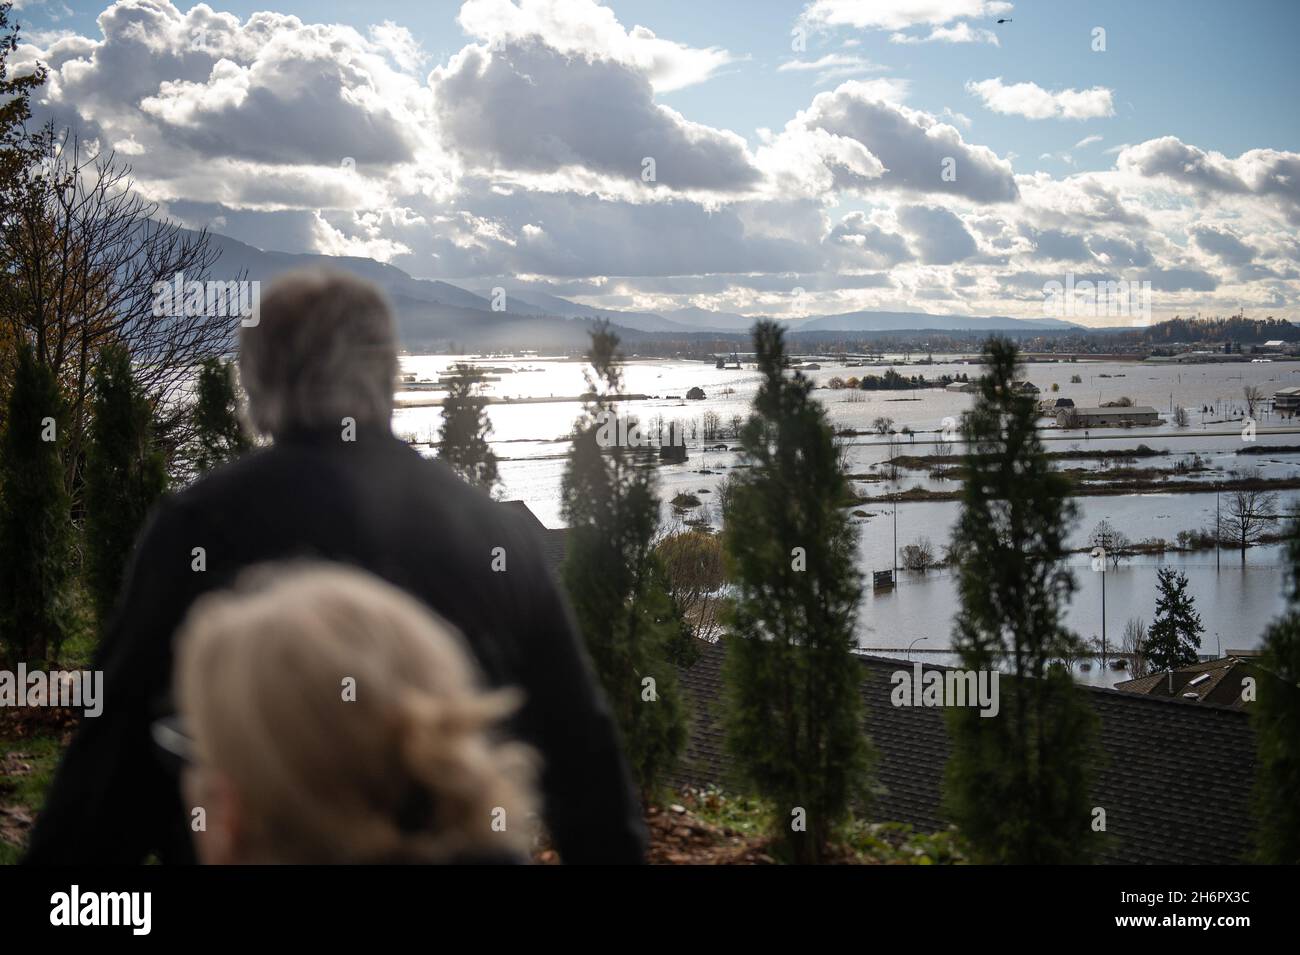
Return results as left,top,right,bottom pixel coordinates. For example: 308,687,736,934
394,353,1300,685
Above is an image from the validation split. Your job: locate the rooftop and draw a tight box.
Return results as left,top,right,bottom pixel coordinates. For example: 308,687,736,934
1070,405,1160,416
673,640,1257,865
1114,655,1264,710
500,500,568,572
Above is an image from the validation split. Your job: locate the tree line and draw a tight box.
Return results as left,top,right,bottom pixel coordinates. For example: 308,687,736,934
0,7,246,665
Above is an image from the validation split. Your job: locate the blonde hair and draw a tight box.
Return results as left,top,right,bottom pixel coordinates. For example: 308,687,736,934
174,563,537,864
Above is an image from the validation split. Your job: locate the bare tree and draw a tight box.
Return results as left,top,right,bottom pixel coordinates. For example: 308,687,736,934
1172,405,1189,428
1217,473,1278,557
1121,617,1148,678
1243,385,1262,419
884,435,900,482
832,432,854,475
900,536,937,571
1,127,238,486
872,415,894,436
701,409,720,440
1090,519,1131,568
930,431,954,478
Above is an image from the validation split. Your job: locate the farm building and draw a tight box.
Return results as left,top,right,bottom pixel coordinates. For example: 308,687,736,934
1058,406,1161,428
1271,385,1300,413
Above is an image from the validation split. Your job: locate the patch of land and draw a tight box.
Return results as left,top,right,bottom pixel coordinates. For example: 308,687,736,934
857,472,1300,504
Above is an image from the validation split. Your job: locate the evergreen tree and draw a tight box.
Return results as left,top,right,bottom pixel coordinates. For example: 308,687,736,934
1142,567,1203,672
722,320,870,863
84,343,168,624
438,362,500,496
0,342,72,664
1252,520,1300,863
190,357,251,474
945,336,1098,864
560,322,685,797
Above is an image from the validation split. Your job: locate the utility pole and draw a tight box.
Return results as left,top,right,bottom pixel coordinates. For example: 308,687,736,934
1216,483,1221,572
892,497,898,578
1095,526,1112,667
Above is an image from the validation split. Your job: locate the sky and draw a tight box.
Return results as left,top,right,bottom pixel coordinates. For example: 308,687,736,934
10,0,1300,326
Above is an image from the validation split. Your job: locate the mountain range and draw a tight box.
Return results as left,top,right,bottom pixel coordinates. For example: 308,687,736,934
197,230,1080,349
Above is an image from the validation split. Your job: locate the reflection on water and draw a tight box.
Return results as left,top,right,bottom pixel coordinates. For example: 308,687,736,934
859,545,1289,688
400,354,1300,685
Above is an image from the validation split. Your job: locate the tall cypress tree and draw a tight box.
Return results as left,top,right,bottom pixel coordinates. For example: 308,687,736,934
84,343,167,624
1142,568,1203,672
0,342,72,664
190,356,251,474
438,362,500,496
722,320,870,864
945,337,1097,864
560,322,685,797
1253,520,1300,863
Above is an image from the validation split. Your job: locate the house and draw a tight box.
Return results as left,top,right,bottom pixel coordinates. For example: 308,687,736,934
500,500,568,571
1271,386,1300,413
1040,396,1075,414
673,640,1258,864
1058,405,1160,428
1114,654,1264,710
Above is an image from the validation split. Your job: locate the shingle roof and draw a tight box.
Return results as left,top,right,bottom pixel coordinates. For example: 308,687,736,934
500,500,567,572
673,640,1258,865
1072,406,1160,415
1114,657,1262,710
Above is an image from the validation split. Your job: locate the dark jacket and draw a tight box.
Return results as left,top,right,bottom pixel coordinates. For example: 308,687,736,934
24,428,646,865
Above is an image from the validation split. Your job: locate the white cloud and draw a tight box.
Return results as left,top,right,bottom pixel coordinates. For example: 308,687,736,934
763,79,1018,202
456,0,737,92
896,205,978,264
13,0,1294,322
966,77,1114,120
430,41,762,194
802,0,1012,32
889,22,1000,45
369,20,427,73
828,211,913,268
777,53,883,84
1118,137,1300,224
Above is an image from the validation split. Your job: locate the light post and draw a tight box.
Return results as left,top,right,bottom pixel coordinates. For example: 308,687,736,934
906,637,928,661
1094,526,1113,667
1206,480,1216,571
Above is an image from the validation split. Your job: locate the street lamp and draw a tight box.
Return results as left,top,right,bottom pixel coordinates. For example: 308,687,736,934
906,637,928,661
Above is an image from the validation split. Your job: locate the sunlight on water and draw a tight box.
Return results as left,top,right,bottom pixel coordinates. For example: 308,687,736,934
398,353,1300,678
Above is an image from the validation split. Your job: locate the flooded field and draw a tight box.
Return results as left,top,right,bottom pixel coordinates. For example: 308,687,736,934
395,353,1300,684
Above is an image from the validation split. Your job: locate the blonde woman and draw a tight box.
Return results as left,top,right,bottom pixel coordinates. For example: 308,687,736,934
166,562,537,864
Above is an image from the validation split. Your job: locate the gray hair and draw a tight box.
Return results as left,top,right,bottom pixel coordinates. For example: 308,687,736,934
239,270,397,438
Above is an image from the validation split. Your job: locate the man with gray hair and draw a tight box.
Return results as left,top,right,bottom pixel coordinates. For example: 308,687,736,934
26,270,647,865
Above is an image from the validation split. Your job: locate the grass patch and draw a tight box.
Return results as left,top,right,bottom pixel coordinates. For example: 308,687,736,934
676,785,968,864
0,730,68,862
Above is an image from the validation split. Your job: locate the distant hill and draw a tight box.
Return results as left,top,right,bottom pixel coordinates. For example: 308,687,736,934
660,306,757,332
195,230,1083,347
